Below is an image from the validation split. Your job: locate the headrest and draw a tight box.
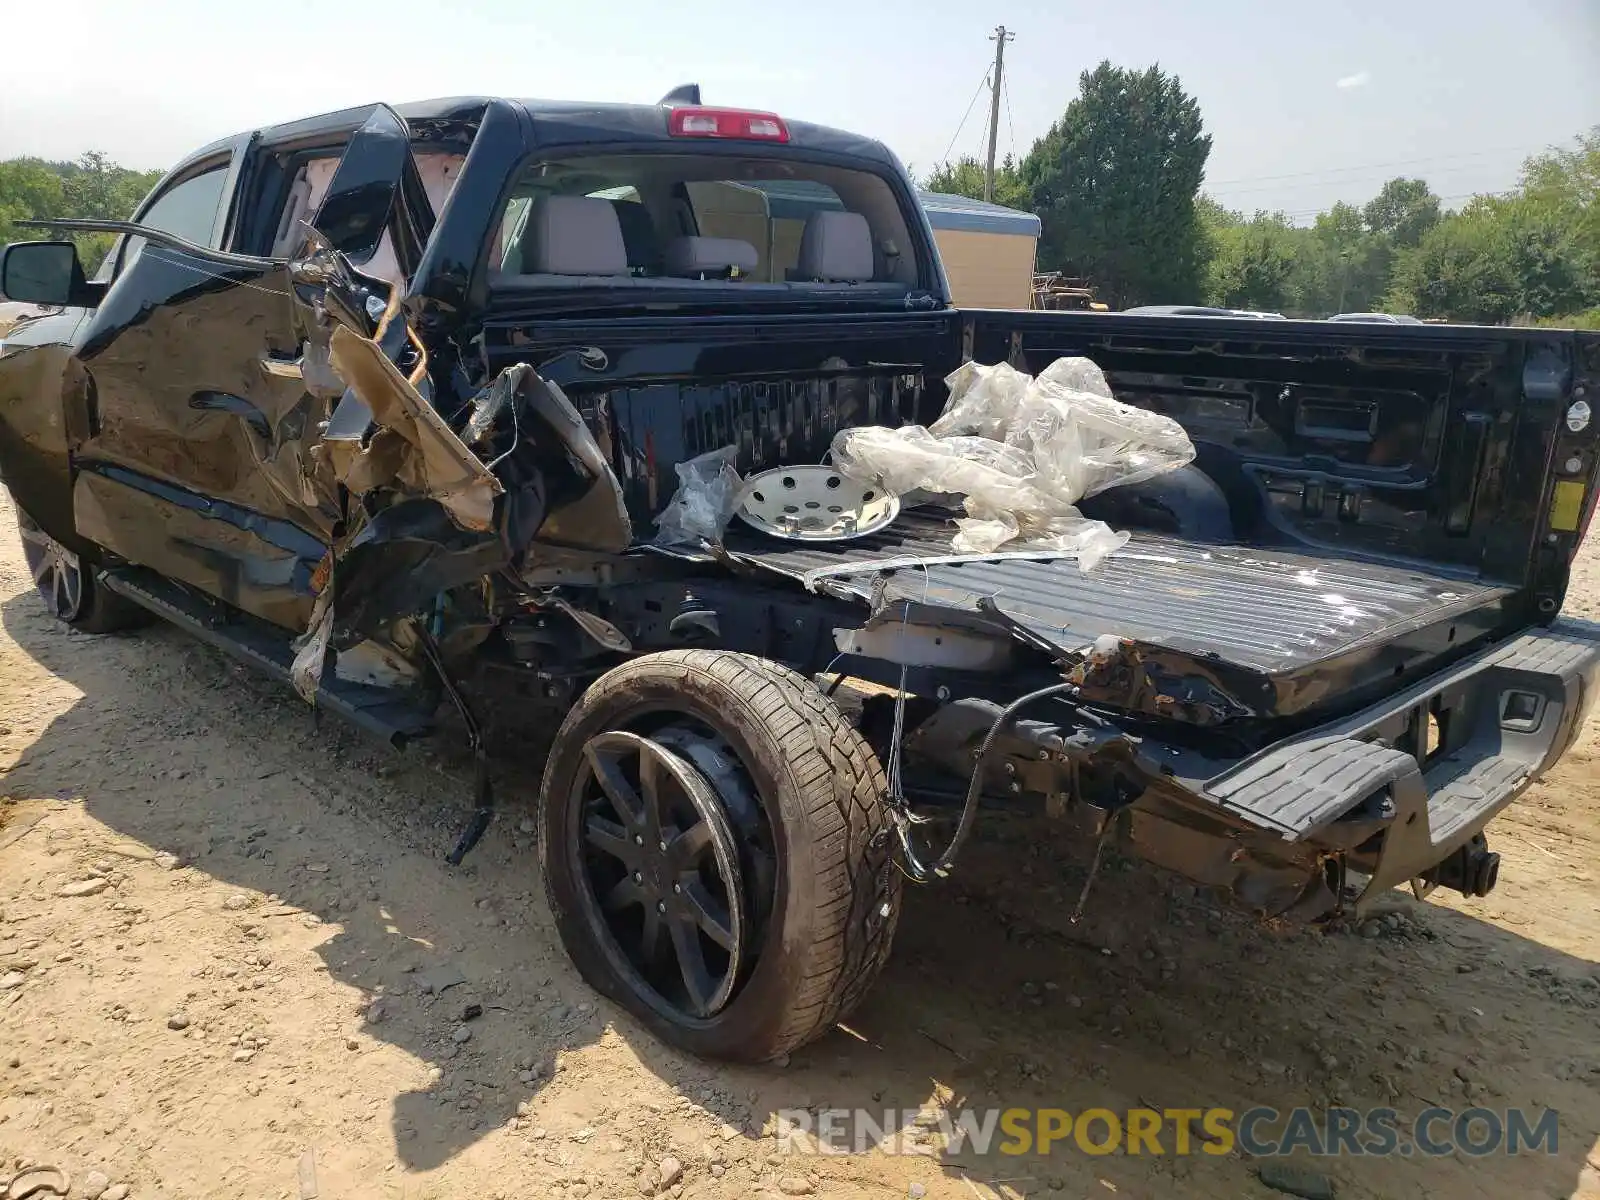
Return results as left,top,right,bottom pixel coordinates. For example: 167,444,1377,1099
796,210,874,282
663,236,759,278
521,196,629,276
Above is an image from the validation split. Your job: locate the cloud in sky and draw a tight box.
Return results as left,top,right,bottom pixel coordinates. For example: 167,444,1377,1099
1336,71,1372,89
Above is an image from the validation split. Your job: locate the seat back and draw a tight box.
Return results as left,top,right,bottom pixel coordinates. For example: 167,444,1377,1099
611,200,663,274
662,236,759,278
516,196,630,276
796,210,874,281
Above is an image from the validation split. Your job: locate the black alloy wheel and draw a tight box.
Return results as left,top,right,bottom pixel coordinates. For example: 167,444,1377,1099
539,650,900,1063
573,730,749,1018
17,507,86,622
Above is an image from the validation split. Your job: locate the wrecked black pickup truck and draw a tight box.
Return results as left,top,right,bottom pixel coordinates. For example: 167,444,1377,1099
3,94,1600,1063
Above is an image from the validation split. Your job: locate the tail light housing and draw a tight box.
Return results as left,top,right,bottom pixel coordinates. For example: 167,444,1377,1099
667,107,789,143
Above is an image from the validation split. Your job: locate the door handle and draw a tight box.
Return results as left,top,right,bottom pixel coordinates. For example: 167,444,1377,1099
259,353,304,380
191,391,270,438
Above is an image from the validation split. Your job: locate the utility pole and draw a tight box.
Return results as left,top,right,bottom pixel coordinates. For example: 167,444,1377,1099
984,24,1015,203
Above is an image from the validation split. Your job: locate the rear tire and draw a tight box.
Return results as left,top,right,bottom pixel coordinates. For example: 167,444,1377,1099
539,649,900,1062
14,505,146,633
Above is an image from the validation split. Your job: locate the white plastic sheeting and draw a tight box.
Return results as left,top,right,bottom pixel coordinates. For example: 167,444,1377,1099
830,357,1195,571
654,445,743,546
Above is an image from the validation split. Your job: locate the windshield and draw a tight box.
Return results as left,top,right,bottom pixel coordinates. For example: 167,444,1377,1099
488,152,922,298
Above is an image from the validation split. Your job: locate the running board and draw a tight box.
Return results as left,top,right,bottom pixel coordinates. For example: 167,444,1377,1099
100,567,436,749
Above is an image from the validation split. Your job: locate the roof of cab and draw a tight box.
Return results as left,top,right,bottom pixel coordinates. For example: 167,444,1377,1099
507,97,901,167
160,98,497,178
242,97,901,168
164,95,908,202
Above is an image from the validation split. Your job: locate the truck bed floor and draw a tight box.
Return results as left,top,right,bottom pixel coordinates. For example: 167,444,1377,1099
724,513,1517,721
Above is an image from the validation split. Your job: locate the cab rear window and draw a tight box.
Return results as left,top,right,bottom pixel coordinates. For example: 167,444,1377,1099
489,153,919,291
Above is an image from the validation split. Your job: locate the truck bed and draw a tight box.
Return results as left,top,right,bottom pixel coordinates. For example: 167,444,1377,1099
723,512,1517,725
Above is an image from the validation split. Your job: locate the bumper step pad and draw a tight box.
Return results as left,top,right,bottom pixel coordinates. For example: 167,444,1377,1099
1205,737,1419,839
1202,620,1600,855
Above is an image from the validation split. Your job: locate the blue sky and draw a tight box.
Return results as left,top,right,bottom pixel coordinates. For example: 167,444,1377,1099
2,0,1595,219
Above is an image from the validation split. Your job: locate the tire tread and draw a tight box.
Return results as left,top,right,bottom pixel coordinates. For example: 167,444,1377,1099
543,649,900,1060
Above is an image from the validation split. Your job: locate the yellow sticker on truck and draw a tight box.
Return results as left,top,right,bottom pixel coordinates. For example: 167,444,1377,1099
1549,479,1586,532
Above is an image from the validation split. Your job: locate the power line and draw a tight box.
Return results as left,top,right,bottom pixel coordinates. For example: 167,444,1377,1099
1205,145,1540,190
941,67,993,167
1210,161,1529,201
1002,68,1018,165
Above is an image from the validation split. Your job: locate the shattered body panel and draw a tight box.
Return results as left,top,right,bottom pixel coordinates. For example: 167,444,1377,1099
0,329,91,551
324,324,501,532
70,249,334,625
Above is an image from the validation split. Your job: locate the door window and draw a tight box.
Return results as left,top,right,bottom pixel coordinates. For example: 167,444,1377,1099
121,165,230,271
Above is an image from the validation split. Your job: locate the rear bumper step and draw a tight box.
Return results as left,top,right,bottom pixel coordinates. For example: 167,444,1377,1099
1201,618,1600,884
1206,737,1419,839
100,567,435,748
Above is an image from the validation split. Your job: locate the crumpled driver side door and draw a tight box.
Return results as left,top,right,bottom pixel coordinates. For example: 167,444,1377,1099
63,105,437,632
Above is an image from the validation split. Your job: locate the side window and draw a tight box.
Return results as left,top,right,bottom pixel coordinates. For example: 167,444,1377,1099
494,197,531,271
89,236,124,284
121,165,230,272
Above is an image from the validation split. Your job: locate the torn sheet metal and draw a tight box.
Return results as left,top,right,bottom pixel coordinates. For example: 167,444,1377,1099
325,324,502,531
291,583,336,702
290,287,634,698
468,364,631,553
833,606,1014,671
334,638,422,687
537,595,634,652
330,498,514,638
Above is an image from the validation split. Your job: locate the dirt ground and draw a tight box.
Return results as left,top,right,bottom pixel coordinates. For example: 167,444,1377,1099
2,488,1598,1200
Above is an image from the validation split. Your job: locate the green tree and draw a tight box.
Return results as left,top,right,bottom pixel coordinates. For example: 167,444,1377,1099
1496,197,1593,317
1518,127,1600,293
0,161,66,221
1203,209,1298,311
1363,177,1441,248
61,151,123,220
1387,195,1592,324
1532,308,1600,330
0,160,67,248
1,151,161,275
1305,201,1393,313
1386,205,1510,323
921,155,1030,210
1020,61,1212,307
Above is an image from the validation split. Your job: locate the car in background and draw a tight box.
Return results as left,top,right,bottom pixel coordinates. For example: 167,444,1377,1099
1328,312,1426,324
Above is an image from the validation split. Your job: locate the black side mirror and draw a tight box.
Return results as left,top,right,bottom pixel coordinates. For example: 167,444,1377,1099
0,241,88,306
